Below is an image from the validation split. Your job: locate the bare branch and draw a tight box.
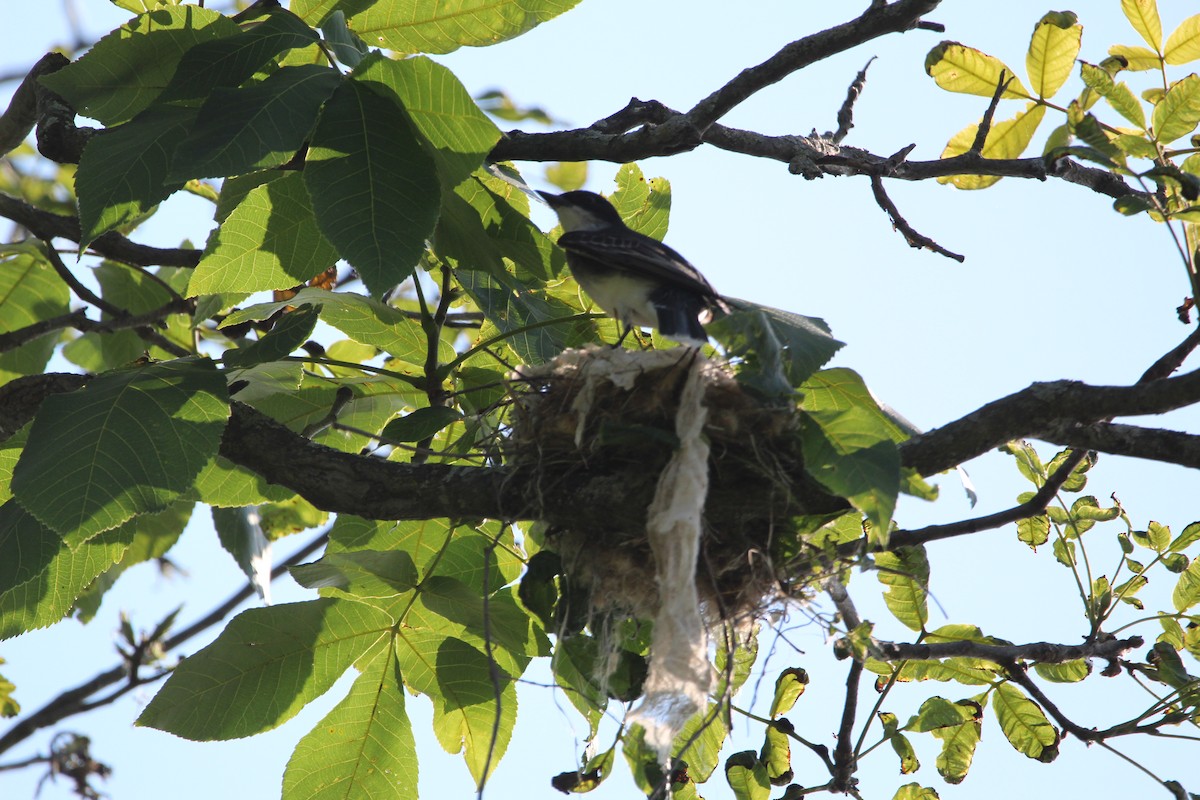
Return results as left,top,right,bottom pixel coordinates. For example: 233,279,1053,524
877,635,1143,665
900,367,1200,477
830,659,863,793
869,174,965,261
1041,421,1200,469
969,70,1013,155
830,58,875,144
686,0,942,132
0,53,69,157
0,194,200,268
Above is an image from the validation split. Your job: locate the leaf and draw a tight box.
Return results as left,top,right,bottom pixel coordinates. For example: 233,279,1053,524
168,65,343,182
1153,74,1200,143
1122,0,1162,50
76,104,196,246
380,406,464,443
12,358,228,544
931,717,980,784
39,6,239,125
893,784,941,800
0,253,70,384
137,598,391,739
1033,659,1091,683
0,501,133,640
1172,557,1200,611
1026,12,1082,99
192,456,294,507
992,683,1060,761
224,304,321,369
880,713,920,774
305,79,440,296
354,54,501,192
1166,14,1200,65
768,668,808,718
159,9,319,102
925,42,1029,98
190,174,339,296
344,0,584,55
1108,44,1162,71
290,550,419,598
904,697,977,733
1169,521,1200,552
283,646,417,799
724,750,770,800
759,723,793,786
709,301,844,397
222,287,450,366
939,103,1046,189
875,547,929,632
211,506,272,600
1108,84,1148,129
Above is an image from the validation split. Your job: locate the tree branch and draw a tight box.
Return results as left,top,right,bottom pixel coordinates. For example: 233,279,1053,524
0,530,329,757
877,635,1143,665
0,194,200,268
1040,421,1200,469
899,367,1200,477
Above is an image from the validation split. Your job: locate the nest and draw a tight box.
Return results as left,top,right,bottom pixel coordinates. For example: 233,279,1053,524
510,346,835,625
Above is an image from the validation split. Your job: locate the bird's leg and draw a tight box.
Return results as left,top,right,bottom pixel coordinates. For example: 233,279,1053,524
612,322,634,349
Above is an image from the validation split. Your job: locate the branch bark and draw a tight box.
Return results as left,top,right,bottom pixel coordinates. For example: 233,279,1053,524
876,635,1143,664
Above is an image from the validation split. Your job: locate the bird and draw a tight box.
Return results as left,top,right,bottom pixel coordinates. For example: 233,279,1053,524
539,190,728,348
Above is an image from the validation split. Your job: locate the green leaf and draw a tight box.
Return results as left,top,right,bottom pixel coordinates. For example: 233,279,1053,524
224,304,321,369
0,501,133,640
76,104,196,246
759,723,793,786
222,287,450,365
290,550,419,598
0,253,70,384
160,9,319,102
1026,12,1081,99
380,406,464,443
1166,14,1200,65
354,54,501,192
305,79,440,296
925,42,1028,98
768,668,808,718
800,405,900,540
1133,520,1172,551
939,103,1046,189
138,598,391,739
893,784,941,800
610,163,671,239
992,683,1060,761
38,6,239,125
12,358,228,543
710,301,844,397
1108,44,1161,71
1017,514,1050,547
1153,74,1200,143
283,646,417,799
724,751,770,800
190,173,339,296
168,65,343,181
1172,557,1200,611
192,456,293,506
904,697,977,733
1122,0,1162,50
345,0,583,55
931,716,980,784
875,547,929,632
880,713,920,774
1169,521,1200,552
1033,659,1091,683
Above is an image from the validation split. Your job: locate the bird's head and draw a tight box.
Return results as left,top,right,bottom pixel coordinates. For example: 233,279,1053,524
538,190,626,232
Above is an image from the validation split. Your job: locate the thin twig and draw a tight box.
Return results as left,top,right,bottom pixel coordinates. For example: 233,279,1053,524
869,174,965,262
969,70,1014,155
830,58,875,144
830,659,863,793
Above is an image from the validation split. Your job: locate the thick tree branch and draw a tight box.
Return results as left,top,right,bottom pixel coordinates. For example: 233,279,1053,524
899,367,1200,477
876,635,1143,665
685,0,942,131
1040,421,1200,469
0,53,69,157
0,194,200,267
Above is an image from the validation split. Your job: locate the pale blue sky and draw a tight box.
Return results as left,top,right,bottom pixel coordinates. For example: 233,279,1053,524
3,2,1199,799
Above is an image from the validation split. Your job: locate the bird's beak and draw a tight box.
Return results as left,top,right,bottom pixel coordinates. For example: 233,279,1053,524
536,190,559,207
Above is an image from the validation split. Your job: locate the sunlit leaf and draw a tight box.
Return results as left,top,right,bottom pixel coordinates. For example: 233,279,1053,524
926,42,1028,98
1026,12,1081,99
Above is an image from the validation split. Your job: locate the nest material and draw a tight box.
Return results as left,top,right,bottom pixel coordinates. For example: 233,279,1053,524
511,346,824,624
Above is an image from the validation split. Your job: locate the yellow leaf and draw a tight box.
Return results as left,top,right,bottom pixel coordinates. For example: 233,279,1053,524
1122,0,1162,50
939,103,1047,189
1109,43,1162,71
1152,74,1200,143
926,42,1029,98
1165,13,1200,65
1027,12,1082,99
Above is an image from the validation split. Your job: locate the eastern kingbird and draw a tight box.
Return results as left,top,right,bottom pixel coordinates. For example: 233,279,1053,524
539,190,727,348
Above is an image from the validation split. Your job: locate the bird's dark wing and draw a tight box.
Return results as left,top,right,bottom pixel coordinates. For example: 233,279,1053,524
556,229,720,300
